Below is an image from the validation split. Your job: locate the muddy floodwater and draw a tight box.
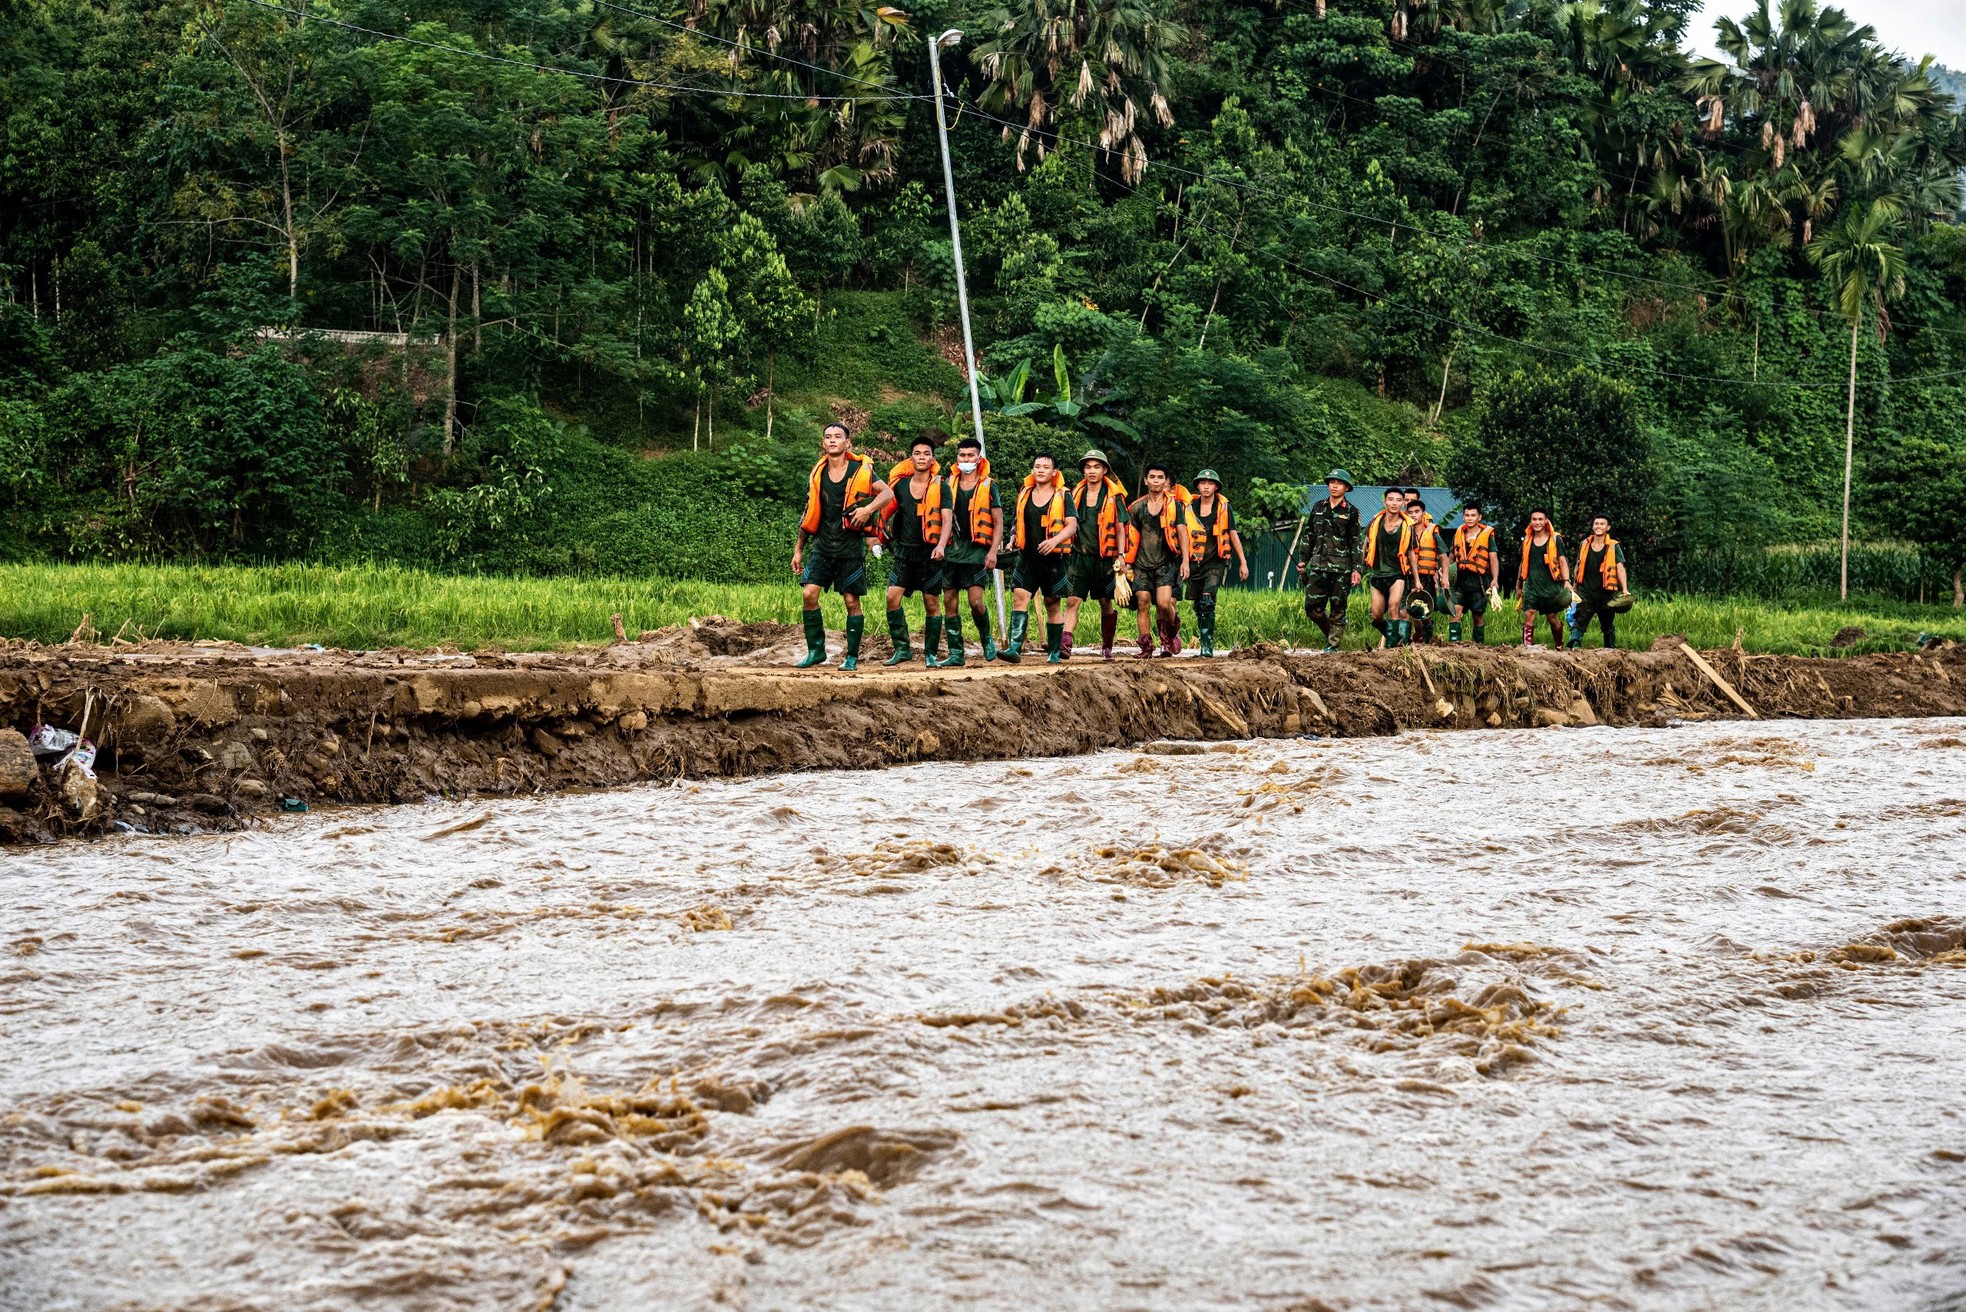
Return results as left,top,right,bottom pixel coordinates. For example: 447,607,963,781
3,718,1964,1310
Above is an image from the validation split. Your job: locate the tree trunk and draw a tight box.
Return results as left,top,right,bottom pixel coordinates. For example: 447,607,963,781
693,395,701,452
1839,314,1858,603
1953,564,1962,609
708,386,716,450
278,127,298,303
765,352,775,441
442,260,461,455
471,263,481,355
1430,341,1456,425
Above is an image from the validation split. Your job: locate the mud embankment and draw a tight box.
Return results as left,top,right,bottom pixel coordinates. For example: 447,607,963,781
1,623,1962,841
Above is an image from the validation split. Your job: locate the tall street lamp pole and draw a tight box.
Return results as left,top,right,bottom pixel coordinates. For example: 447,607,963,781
927,28,1006,640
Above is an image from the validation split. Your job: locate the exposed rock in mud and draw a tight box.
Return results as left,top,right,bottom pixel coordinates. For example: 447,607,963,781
1,633,1963,841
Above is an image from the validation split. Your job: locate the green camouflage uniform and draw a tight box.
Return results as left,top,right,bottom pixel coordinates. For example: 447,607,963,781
1294,497,1362,645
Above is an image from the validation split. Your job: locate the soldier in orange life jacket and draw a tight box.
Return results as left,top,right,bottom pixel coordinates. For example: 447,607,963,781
1002,452,1079,664
1124,464,1194,659
1362,488,1417,647
790,422,891,671
1517,508,1570,649
927,435,1002,667
1184,470,1248,657
1448,504,1498,643
1062,449,1130,661
1402,489,1447,643
1567,515,1630,649
858,436,945,665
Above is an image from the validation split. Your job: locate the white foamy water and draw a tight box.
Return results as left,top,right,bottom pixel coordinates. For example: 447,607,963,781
3,719,1964,1311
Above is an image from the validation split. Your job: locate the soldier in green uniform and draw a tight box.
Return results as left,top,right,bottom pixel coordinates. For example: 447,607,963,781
860,438,944,665
1062,449,1129,661
790,422,890,670
1568,516,1630,649
927,436,1001,667
1516,508,1570,649
1293,469,1362,652
1184,470,1249,657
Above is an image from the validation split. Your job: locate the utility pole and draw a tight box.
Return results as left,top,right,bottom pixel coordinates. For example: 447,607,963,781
928,29,1007,640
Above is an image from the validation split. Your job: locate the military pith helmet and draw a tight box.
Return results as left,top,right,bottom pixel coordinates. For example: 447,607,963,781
1079,448,1110,469
1406,592,1432,620
1194,468,1222,485
1325,468,1354,490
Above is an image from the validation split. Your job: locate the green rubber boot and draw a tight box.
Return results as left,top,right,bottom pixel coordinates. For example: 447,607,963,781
883,608,914,666
795,609,827,667
1473,623,1485,646
973,607,996,662
1449,620,1462,642
1000,610,1028,663
1198,599,1215,657
931,613,964,667
1393,619,1411,648
841,614,864,671
1045,621,1064,664
923,615,943,664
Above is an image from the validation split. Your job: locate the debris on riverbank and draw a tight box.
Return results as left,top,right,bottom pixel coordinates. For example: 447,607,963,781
1,625,1961,842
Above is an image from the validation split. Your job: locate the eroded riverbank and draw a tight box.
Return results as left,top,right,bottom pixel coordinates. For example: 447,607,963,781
2,623,1964,841
1,717,1962,1309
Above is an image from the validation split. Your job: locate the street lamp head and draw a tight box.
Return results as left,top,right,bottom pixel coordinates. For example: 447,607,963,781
937,29,963,47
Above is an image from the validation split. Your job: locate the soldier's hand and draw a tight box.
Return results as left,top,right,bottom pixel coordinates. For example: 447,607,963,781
931,544,946,561
1350,571,1361,587
1238,561,1250,582
985,553,998,571
849,506,874,526
1295,561,1306,577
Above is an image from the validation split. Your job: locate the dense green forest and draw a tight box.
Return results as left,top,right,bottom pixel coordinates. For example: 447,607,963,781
1,0,1962,596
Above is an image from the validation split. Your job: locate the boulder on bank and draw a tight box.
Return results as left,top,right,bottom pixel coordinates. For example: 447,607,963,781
0,729,35,799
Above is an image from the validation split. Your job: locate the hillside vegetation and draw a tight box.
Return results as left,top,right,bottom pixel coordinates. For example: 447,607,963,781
1,0,1962,597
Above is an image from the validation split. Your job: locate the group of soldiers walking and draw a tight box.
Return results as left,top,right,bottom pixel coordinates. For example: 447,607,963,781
1293,473,1630,652
791,424,1629,671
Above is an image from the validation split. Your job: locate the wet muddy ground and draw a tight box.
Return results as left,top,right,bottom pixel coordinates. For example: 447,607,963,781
3,717,1963,1309
4,629,1964,843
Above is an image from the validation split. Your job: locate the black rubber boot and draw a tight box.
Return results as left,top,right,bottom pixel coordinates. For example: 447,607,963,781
1198,599,1215,657
1001,610,1028,662
1045,621,1064,663
973,607,996,662
842,614,864,671
796,609,827,667
883,609,913,665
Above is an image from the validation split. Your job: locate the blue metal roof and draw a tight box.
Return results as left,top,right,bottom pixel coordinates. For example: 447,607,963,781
1298,484,1460,523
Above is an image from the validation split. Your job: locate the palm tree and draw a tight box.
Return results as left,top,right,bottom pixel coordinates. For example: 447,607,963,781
1807,197,1905,601
971,0,1184,183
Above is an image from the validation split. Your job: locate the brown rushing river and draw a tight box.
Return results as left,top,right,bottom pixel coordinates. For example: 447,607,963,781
3,717,1964,1311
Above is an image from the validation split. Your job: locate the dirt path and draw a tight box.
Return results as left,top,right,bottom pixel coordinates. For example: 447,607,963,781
2,618,1962,842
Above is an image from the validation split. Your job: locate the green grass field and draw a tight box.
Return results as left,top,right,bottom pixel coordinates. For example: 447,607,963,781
2,561,1960,657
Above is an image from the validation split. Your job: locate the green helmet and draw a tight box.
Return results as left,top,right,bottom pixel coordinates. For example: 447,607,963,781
1325,468,1355,490
1406,592,1432,619
1079,448,1111,468
1194,468,1222,485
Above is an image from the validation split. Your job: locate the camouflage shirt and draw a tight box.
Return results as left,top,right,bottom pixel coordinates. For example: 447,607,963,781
1297,497,1362,574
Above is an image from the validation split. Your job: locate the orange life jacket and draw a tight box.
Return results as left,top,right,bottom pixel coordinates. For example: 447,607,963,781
1123,493,1195,565
1518,530,1563,582
1454,524,1494,575
1014,472,1071,553
879,460,942,544
1073,479,1125,559
801,452,877,536
946,474,997,547
1362,509,1412,572
1188,495,1235,560
1575,535,1621,590
1410,519,1442,576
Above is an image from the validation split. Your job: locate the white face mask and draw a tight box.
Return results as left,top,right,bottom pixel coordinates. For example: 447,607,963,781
957,460,978,474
